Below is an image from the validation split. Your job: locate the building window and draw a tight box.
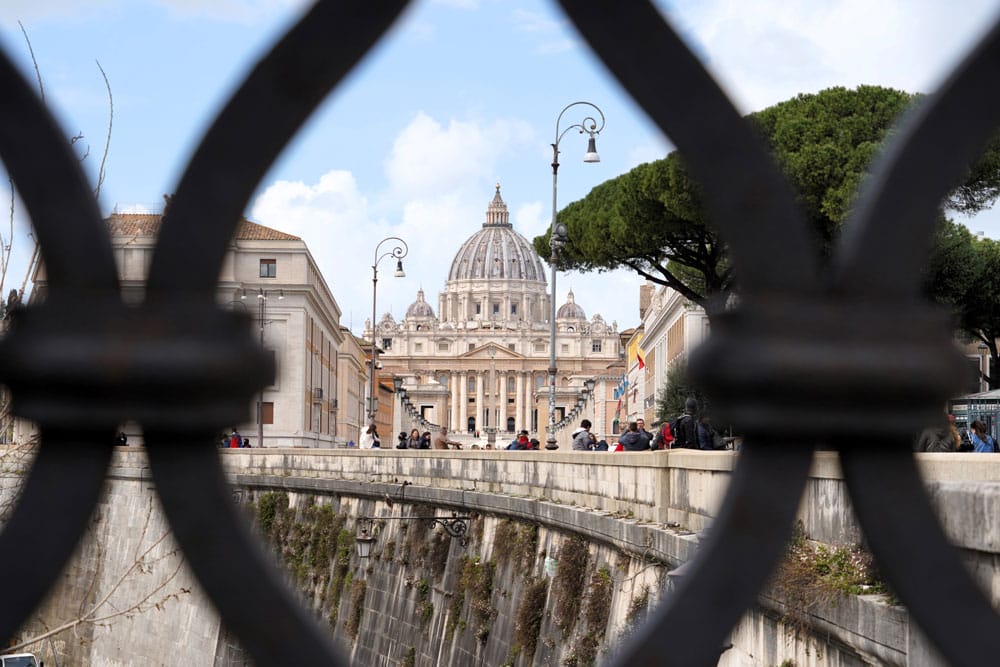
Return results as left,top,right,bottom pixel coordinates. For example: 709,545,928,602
511,303,518,315
492,303,500,315
561,344,570,354
259,259,276,278
467,376,476,393
534,342,545,352
469,343,476,352
535,374,545,390
508,343,515,352
259,401,274,425
475,303,481,315
507,376,515,393
592,340,602,353
438,342,450,352
414,343,423,353
382,338,392,351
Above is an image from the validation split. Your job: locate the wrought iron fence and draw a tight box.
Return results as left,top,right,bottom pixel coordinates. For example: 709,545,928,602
0,0,997,664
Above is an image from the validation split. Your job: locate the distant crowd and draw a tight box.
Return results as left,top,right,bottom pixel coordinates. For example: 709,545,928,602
347,397,739,453
917,415,999,453
124,399,994,454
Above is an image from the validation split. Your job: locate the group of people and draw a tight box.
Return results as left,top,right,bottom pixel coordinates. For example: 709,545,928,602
570,398,733,452
358,425,465,450
506,430,542,450
917,415,999,453
355,398,735,454
220,430,251,448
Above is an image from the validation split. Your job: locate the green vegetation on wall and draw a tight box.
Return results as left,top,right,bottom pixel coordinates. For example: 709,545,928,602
770,522,889,633
553,535,590,637
514,575,549,660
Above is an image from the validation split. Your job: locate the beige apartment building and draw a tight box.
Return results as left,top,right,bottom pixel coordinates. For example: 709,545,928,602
32,212,350,447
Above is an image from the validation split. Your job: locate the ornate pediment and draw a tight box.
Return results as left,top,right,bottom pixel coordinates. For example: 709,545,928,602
460,343,525,360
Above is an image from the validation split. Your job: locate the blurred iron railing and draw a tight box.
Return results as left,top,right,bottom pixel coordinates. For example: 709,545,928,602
0,1,997,664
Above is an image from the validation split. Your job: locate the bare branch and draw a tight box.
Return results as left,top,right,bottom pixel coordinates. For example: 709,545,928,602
17,21,44,101
94,60,113,200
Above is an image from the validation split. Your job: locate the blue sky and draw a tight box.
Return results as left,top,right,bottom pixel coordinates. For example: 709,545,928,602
2,0,1000,333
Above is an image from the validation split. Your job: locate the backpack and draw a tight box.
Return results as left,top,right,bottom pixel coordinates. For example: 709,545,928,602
652,423,672,449
671,414,696,448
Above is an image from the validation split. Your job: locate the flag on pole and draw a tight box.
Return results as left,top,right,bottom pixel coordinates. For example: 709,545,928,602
637,352,645,369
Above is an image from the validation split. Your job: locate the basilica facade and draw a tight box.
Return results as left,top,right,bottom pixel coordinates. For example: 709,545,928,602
373,186,625,438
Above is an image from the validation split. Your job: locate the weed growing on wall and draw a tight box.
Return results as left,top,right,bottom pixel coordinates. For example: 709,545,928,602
345,578,367,639
770,522,889,634
564,632,600,667
553,535,590,636
458,555,497,644
493,520,539,566
514,575,549,659
626,585,651,625
583,567,613,637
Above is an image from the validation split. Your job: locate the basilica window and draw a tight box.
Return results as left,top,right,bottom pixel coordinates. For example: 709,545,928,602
475,304,482,315
591,340,602,353
469,343,476,352
414,343,423,353
535,374,545,390
508,343,515,352
492,303,500,315
561,344,570,353
533,342,545,352
438,342,450,352
467,376,476,393
507,376,515,393
510,303,518,315
382,338,392,351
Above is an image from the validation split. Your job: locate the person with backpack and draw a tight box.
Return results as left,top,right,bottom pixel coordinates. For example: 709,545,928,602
696,413,727,450
670,398,700,449
969,420,998,453
652,421,674,449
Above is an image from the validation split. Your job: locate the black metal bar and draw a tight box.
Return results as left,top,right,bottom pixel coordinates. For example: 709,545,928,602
146,0,410,299
0,49,117,291
557,0,820,300
0,0,996,663
611,441,814,666
144,432,348,665
840,444,1000,666
834,16,1000,299
0,431,113,643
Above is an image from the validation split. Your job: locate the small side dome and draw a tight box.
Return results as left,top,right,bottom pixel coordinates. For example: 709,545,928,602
556,289,586,319
406,288,435,319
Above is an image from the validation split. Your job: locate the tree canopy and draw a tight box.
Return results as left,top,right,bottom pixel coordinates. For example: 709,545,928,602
536,85,1000,309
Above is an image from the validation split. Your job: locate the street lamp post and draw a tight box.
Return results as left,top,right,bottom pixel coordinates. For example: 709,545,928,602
547,101,605,448
369,236,408,426
242,287,283,448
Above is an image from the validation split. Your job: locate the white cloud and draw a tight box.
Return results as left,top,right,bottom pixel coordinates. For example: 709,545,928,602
670,0,1000,112
514,201,547,239
251,112,545,334
383,111,534,201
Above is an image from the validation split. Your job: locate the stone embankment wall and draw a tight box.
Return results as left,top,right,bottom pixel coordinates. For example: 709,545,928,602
0,447,997,665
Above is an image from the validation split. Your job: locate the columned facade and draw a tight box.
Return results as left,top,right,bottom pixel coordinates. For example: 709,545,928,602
374,186,626,444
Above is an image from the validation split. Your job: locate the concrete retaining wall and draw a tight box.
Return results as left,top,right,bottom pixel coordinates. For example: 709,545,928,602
1,447,998,665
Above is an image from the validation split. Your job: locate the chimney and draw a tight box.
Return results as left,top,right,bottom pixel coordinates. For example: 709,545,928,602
639,282,654,320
